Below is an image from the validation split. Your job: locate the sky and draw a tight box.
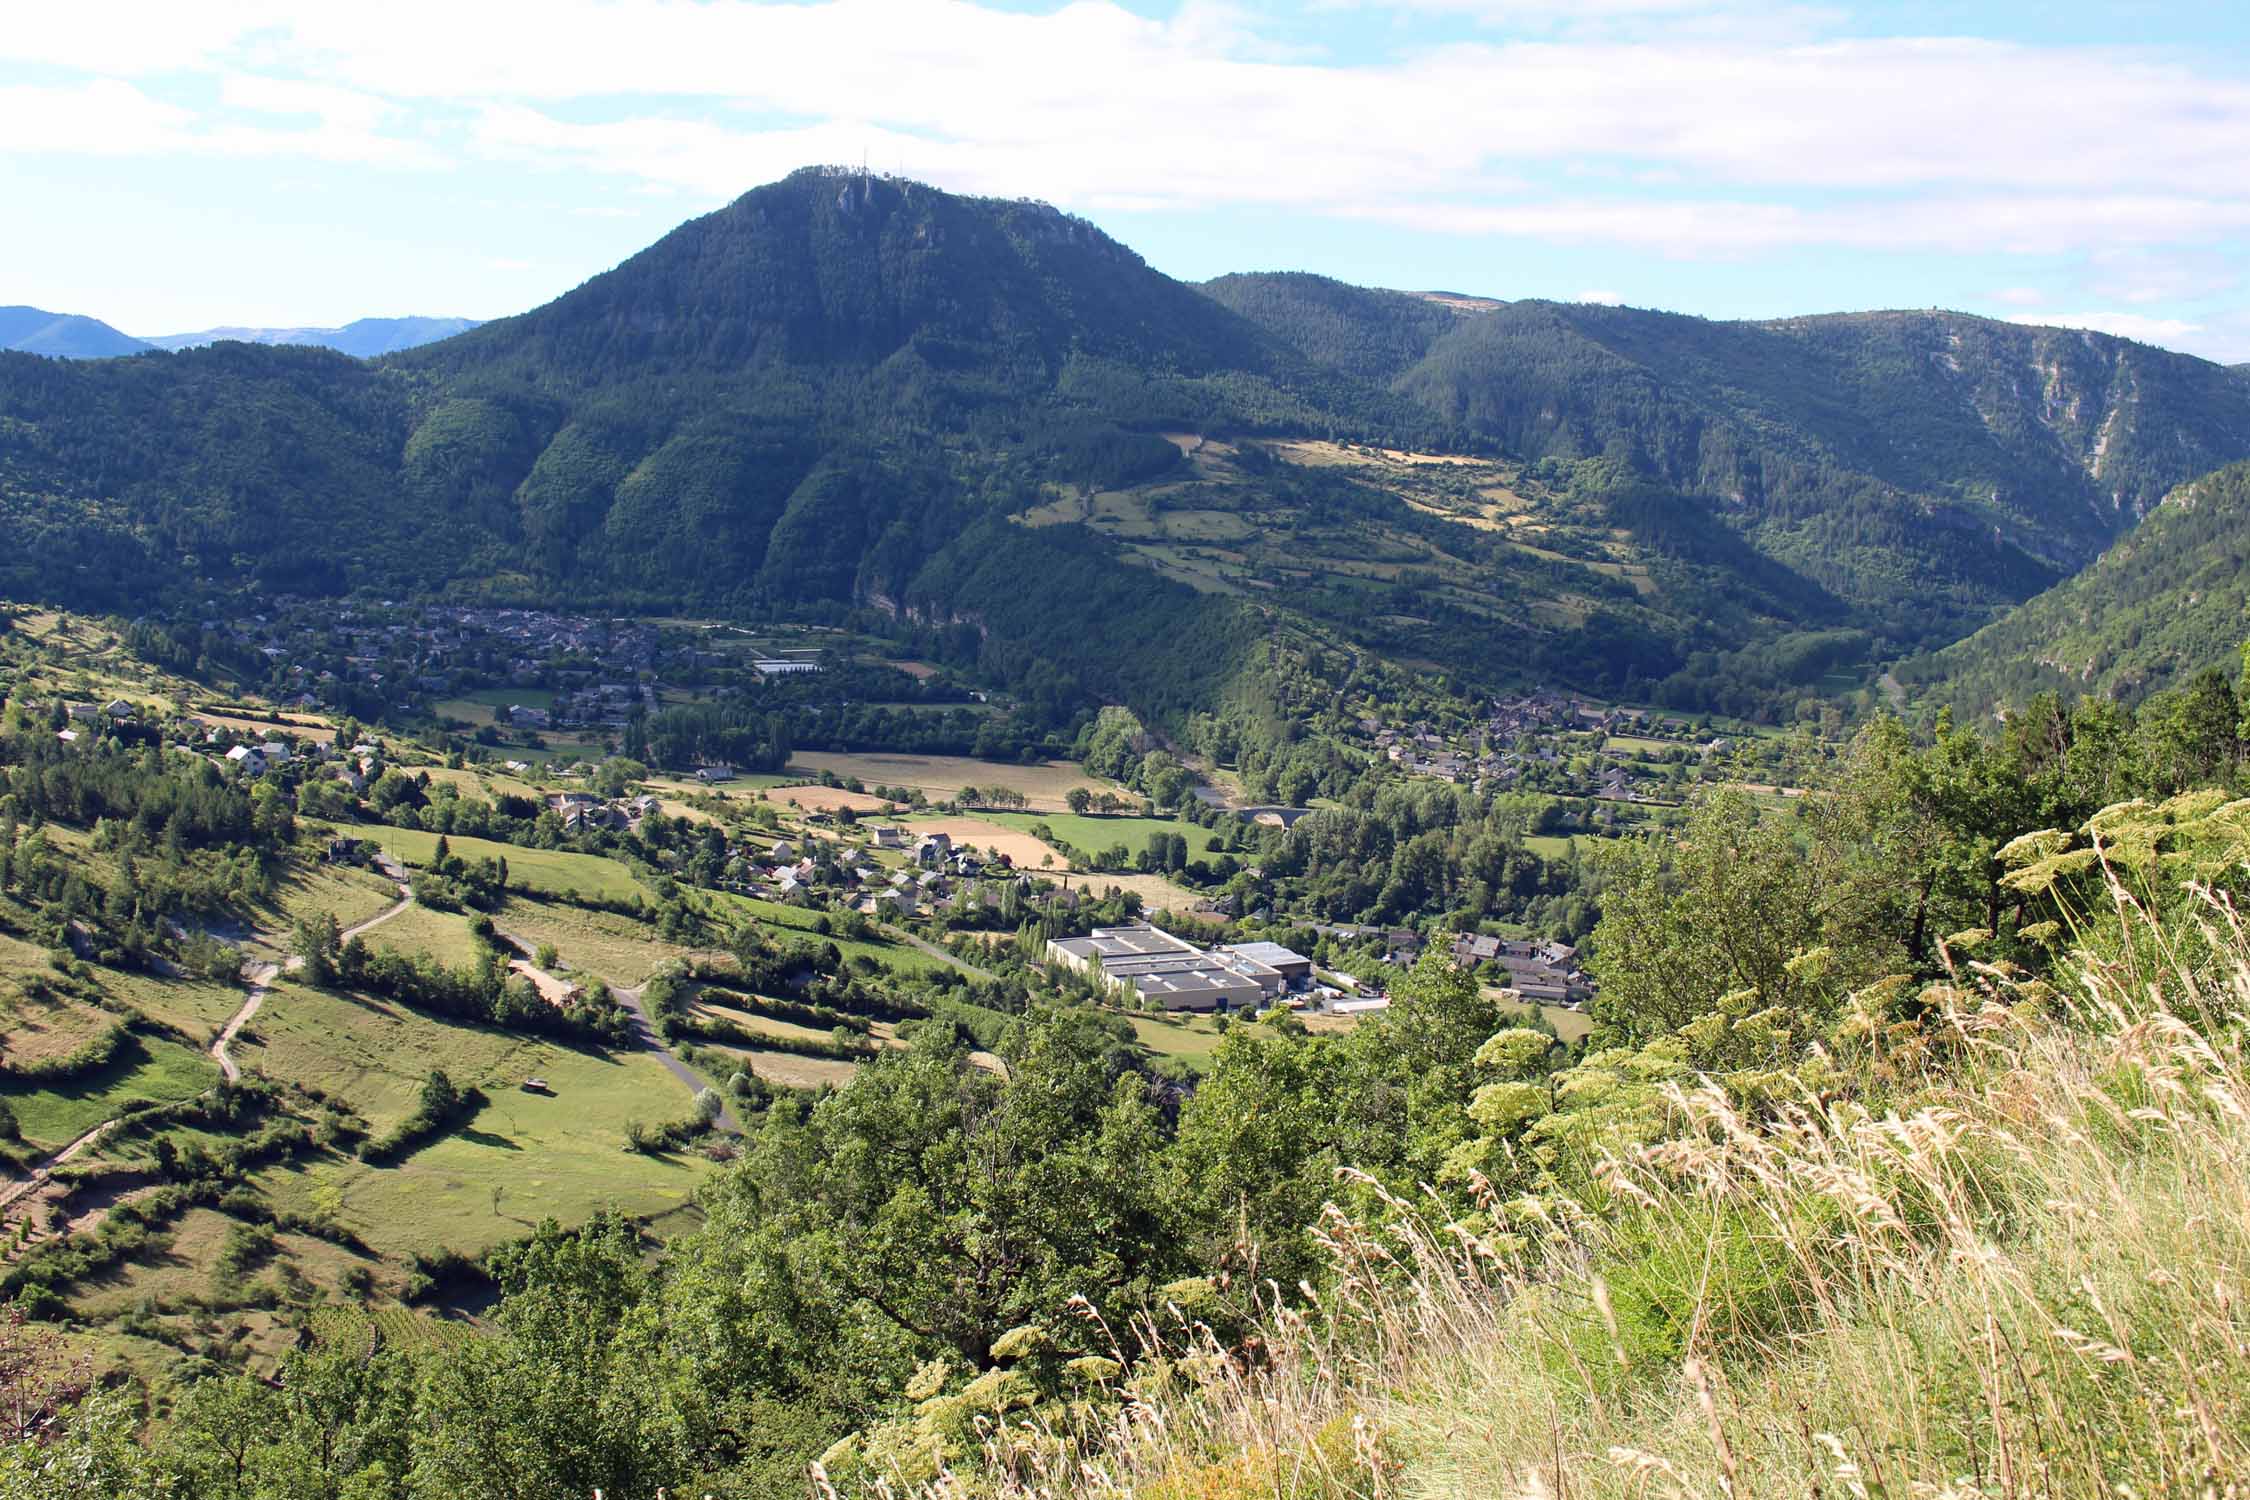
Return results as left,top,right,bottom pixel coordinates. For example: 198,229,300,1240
3,0,2247,362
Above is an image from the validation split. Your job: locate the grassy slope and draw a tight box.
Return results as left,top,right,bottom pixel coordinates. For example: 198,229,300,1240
0,1033,218,1151
369,826,645,903
695,890,952,976
949,903,2250,1498
362,902,487,970
975,810,1222,858
492,895,693,987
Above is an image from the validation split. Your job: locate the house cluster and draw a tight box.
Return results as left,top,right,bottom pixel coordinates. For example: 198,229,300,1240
1316,922,1426,968
54,699,137,745
186,599,666,719
1045,922,1315,1013
1349,688,1725,803
1448,934,1593,1007
718,827,1029,923
547,790,665,834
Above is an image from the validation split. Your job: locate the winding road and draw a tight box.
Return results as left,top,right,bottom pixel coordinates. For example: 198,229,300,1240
209,859,415,1083
613,981,743,1135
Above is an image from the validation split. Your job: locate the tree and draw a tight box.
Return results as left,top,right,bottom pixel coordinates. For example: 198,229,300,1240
1588,787,1845,1042
1065,786,1093,815
292,910,343,988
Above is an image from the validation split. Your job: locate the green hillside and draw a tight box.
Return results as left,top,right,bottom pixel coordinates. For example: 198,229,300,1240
1206,274,2250,647
1899,458,2250,718
6,173,2250,728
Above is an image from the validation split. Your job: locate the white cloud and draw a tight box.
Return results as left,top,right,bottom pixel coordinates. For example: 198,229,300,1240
1990,286,2044,307
0,79,192,156
1576,288,1625,304
6,0,2250,270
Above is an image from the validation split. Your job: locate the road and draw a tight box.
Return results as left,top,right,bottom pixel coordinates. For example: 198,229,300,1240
0,1118,121,1218
613,982,743,1134
211,862,414,1082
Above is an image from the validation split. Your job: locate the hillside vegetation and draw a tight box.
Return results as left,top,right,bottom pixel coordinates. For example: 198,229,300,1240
1903,459,2250,719
6,171,2250,727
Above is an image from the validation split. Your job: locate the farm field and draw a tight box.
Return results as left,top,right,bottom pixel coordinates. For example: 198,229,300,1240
901,817,1057,869
975,810,1222,861
191,712,338,745
643,773,796,797
71,1208,380,1332
230,981,545,1136
769,784,900,815
433,688,555,728
1124,1011,1228,1071
1480,986,1597,1042
786,752,1118,812
85,967,247,1043
0,998,117,1066
693,1040,863,1091
363,903,486,969
419,765,547,801
1066,871,1201,915
370,827,644,903
257,1042,713,1260
1,1033,218,1151
492,896,693,988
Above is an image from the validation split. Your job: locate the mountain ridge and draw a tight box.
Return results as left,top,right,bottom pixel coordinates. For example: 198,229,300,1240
5,168,2250,723
144,315,480,358
1897,457,2250,718
0,305,150,359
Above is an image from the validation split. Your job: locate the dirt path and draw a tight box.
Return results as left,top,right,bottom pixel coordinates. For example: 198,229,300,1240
877,923,998,982
0,1118,122,1218
211,962,282,1083
214,861,411,1083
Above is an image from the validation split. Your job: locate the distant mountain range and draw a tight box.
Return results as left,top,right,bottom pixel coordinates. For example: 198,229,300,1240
141,316,482,358
4,167,2250,724
0,306,148,359
0,308,477,359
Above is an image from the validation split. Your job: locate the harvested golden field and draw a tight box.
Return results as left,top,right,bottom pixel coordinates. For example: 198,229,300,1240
0,999,118,1065
1061,871,1201,915
769,784,901,815
786,752,1118,813
191,713,337,745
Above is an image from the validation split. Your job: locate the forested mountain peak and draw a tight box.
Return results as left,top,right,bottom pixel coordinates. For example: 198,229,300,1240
408,167,1286,390
5,168,2250,726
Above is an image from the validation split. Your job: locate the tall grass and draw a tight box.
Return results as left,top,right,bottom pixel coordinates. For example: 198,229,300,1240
859,877,2250,1498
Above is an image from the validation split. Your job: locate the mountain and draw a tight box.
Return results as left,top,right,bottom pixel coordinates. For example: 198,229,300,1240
6,167,2250,726
1896,459,2250,718
142,315,481,357
0,306,150,359
1204,276,2250,646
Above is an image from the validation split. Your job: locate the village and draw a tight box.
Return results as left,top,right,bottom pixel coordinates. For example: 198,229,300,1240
1346,687,1779,813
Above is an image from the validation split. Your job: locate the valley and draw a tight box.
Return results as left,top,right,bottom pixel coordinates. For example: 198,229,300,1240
3,165,2250,1499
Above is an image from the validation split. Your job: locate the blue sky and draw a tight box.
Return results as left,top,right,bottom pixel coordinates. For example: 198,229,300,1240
4,0,2246,360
